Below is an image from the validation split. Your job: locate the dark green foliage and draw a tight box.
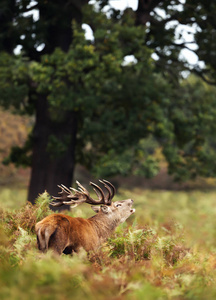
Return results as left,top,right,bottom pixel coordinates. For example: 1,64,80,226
0,53,30,113
164,77,216,180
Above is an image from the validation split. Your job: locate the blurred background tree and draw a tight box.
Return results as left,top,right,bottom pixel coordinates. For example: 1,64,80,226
0,0,216,205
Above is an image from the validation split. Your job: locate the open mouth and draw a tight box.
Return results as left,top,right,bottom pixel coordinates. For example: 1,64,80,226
130,208,136,214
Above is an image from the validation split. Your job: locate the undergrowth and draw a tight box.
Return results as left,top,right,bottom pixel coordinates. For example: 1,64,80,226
1,190,216,299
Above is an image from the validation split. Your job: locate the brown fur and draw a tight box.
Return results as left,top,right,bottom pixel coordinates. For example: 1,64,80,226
35,199,135,254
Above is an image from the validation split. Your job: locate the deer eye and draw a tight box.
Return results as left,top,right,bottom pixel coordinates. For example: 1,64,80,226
116,203,122,207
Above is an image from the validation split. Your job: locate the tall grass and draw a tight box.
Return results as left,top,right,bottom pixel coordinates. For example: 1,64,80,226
1,188,216,299
0,188,27,210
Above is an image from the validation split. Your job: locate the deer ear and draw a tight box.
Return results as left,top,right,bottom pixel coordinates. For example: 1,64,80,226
100,205,109,214
91,206,100,213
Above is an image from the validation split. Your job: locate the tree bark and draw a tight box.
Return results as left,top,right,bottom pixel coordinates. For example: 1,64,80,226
28,95,77,210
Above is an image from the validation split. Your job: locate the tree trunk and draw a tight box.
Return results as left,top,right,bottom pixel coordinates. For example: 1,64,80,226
136,0,164,25
27,1,90,208
28,94,77,210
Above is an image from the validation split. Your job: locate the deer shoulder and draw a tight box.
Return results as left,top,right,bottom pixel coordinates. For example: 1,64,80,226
35,180,135,255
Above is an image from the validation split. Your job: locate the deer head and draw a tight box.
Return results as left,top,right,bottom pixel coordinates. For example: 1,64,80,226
50,180,135,223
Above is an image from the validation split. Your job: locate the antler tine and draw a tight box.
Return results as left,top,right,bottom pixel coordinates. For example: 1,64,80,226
49,200,65,207
76,180,90,195
60,184,71,194
99,179,112,204
50,183,87,207
89,181,104,200
101,180,116,200
89,182,106,204
51,185,72,206
70,187,84,196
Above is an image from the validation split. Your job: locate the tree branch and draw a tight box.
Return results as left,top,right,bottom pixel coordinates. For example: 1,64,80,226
193,69,216,86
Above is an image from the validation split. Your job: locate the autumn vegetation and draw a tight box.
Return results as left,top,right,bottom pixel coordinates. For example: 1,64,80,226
1,186,216,299
1,1,216,299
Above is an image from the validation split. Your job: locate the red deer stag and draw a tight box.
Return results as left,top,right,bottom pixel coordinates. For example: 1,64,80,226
35,180,135,254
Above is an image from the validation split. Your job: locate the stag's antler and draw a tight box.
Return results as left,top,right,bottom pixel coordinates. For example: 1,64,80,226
50,180,116,207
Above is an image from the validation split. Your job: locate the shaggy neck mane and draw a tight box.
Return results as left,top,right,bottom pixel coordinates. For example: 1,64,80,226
89,213,119,241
